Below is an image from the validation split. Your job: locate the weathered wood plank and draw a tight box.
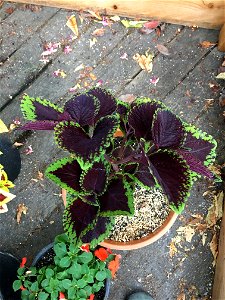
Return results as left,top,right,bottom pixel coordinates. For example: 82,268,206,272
218,24,225,51
0,18,131,252
212,200,225,300
0,5,58,62
6,0,225,29
0,9,91,109
0,1,18,20
106,27,219,96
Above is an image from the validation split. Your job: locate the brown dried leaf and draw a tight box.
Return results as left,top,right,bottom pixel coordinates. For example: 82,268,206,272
38,171,44,180
199,41,216,48
176,225,195,243
222,58,225,67
206,191,224,227
66,15,79,36
5,7,15,14
177,292,186,300
16,204,28,224
13,142,24,147
119,94,136,103
92,28,105,36
87,10,102,20
133,50,154,72
210,233,218,266
169,241,178,258
156,44,170,55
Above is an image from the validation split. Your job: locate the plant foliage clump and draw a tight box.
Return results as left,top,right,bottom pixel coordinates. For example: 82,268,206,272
19,88,217,245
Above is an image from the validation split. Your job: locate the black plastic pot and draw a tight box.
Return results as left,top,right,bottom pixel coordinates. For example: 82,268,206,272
0,135,21,182
0,252,21,300
32,243,111,300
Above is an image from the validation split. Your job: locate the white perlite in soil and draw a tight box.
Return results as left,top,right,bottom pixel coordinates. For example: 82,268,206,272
109,186,170,242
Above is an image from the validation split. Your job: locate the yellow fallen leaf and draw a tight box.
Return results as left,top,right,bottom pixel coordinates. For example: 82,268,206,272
210,233,218,266
66,15,79,36
0,119,9,133
89,73,97,81
216,72,225,80
133,50,154,72
16,203,28,224
87,10,102,20
169,241,178,258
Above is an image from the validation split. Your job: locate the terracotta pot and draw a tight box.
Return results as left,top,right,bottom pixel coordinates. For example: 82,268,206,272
62,189,177,250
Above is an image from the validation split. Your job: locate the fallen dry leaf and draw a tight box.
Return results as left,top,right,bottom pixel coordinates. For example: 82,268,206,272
87,10,102,20
119,94,136,103
199,41,216,48
144,20,159,29
0,119,9,133
156,44,170,56
16,203,28,224
66,15,79,36
210,233,218,266
169,241,178,258
90,37,97,48
13,142,24,147
216,72,225,80
176,225,195,243
177,292,186,300
92,28,105,37
5,7,15,14
206,191,224,227
38,171,44,180
133,50,154,72
110,15,120,22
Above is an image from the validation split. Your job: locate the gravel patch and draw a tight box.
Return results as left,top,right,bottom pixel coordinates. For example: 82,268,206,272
109,186,170,242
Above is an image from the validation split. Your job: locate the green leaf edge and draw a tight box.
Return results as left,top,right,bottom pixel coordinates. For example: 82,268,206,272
21,94,63,121
45,157,88,196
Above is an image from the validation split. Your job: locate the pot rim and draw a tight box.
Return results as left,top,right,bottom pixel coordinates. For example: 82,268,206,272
61,189,177,250
100,210,177,250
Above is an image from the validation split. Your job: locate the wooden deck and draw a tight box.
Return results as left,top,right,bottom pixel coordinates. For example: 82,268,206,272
0,2,225,299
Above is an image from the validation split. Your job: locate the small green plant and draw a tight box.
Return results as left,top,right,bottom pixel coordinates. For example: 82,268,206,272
13,234,120,300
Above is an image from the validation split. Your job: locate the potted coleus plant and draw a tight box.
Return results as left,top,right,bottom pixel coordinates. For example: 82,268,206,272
18,88,217,249
13,233,120,300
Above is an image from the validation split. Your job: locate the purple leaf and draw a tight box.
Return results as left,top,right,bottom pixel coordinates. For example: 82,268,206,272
88,88,117,122
64,198,98,237
183,132,215,163
55,116,118,159
99,176,134,215
149,150,191,210
45,158,82,193
128,101,162,140
82,162,107,194
135,164,156,188
81,216,112,243
64,94,97,126
33,101,61,121
177,150,213,178
19,120,57,130
152,109,185,149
